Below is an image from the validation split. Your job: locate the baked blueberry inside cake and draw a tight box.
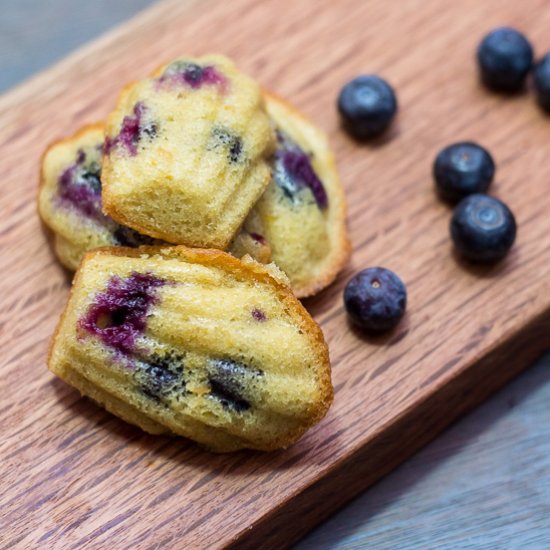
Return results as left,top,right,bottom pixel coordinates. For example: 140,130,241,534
57,148,103,219
157,60,228,92
273,129,328,209
104,102,158,157
79,271,167,356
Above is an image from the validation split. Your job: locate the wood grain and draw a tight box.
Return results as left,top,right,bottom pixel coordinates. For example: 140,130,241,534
296,353,550,549
1,0,549,548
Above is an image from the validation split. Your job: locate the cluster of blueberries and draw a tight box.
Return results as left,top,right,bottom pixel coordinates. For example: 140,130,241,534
339,26,546,332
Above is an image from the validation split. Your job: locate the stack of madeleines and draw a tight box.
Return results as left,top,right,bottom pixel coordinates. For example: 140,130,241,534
39,55,350,452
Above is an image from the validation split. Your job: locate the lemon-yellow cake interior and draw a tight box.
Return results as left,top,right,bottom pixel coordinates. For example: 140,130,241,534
49,247,332,452
102,55,275,249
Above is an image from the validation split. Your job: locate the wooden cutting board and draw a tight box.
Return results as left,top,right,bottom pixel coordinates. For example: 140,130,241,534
1,0,549,548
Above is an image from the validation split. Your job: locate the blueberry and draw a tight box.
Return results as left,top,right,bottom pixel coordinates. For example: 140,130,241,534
181,63,204,85
112,225,157,247
534,53,550,112
433,142,495,203
58,156,104,220
277,150,328,209
79,272,166,356
159,61,227,91
140,121,158,140
207,359,263,412
104,102,158,157
141,364,178,401
338,75,397,139
251,308,266,322
344,267,407,331
210,127,243,163
209,378,250,413
138,352,184,402
228,138,242,163
477,27,534,92
273,130,328,209
450,194,516,262
80,162,102,194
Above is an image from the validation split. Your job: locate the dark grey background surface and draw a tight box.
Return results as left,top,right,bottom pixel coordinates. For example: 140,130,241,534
3,1,549,548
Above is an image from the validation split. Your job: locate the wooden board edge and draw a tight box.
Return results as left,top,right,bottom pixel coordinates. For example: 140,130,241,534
225,307,550,550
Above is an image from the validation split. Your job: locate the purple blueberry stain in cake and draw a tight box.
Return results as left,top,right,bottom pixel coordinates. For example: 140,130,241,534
79,272,167,357
104,102,157,157
207,359,264,412
250,232,267,245
57,149,104,220
158,61,228,93
57,140,164,243
209,126,243,163
273,129,328,210
251,308,267,322
281,151,328,209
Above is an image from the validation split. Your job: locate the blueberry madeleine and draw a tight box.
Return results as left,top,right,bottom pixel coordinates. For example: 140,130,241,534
102,55,275,249
242,93,350,297
48,246,333,452
38,123,159,270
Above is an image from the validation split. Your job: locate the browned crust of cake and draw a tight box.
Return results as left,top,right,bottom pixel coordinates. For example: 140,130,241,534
263,91,351,298
48,245,333,452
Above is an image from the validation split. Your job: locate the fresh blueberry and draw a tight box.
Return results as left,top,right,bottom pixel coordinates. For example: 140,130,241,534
477,27,534,92
338,75,397,139
344,267,407,331
450,194,516,262
433,142,495,202
534,53,550,112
